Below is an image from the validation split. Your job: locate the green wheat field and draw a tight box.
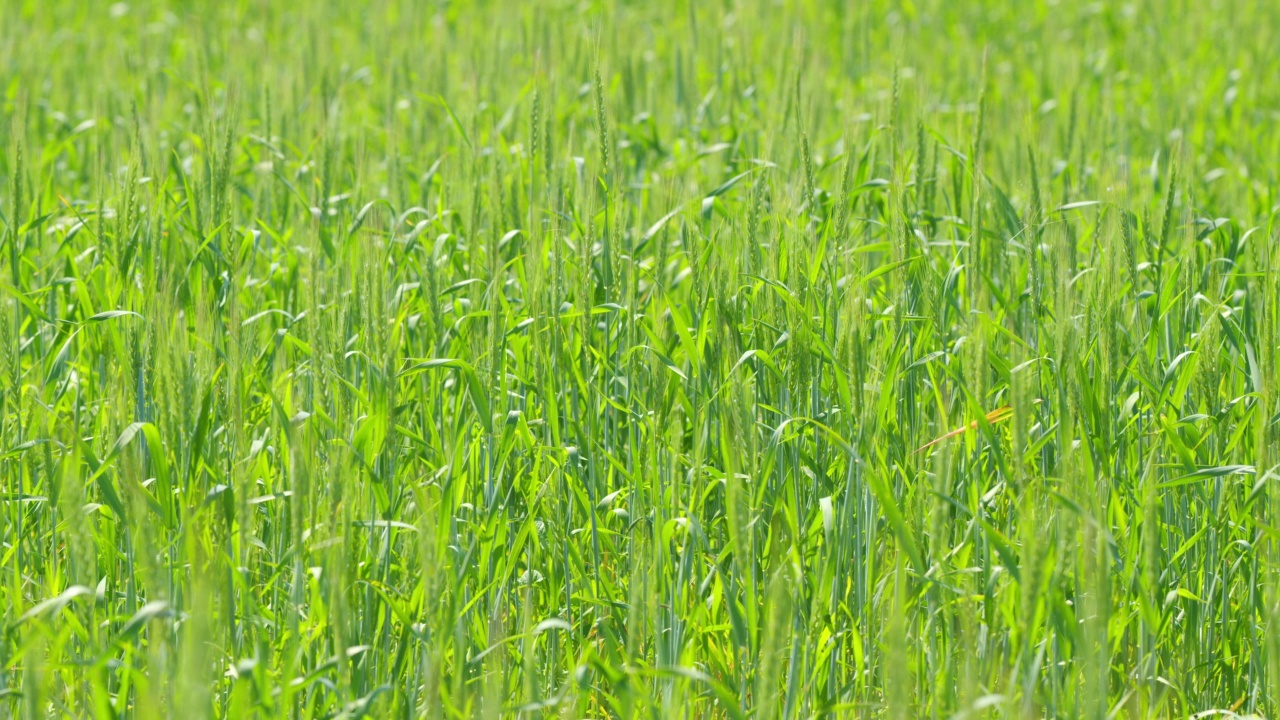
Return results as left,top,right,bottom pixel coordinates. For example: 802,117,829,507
2,0,1279,717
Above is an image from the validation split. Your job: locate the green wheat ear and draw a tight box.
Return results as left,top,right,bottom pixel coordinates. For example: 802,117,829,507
1,1,1277,717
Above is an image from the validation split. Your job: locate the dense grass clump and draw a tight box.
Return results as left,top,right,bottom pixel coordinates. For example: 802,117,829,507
2,0,1280,717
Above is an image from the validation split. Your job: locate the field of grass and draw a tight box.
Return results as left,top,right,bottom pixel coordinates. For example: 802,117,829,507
2,0,1279,717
